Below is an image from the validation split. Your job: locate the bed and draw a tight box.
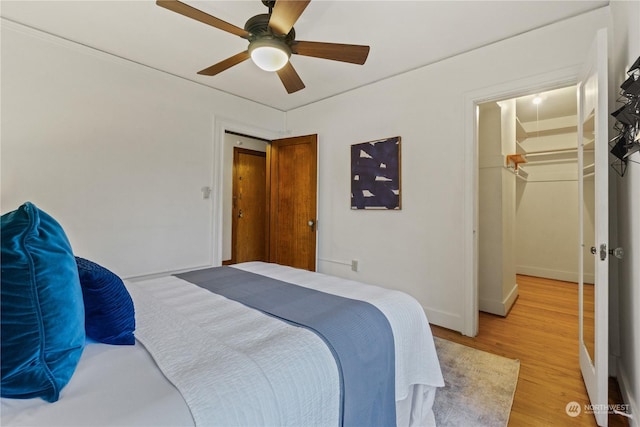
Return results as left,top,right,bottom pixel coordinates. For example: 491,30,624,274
1,203,444,427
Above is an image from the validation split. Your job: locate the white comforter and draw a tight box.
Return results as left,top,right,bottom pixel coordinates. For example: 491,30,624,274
1,262,443,427
129,270,341,426
233,262,444,400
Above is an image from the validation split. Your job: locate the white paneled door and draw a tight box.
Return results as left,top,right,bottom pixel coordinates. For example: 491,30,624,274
578,28,608,427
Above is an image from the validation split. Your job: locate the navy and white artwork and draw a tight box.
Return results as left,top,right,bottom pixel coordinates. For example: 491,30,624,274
351,136,401,210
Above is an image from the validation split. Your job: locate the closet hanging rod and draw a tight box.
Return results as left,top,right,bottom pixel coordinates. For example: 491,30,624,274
524,147,577,156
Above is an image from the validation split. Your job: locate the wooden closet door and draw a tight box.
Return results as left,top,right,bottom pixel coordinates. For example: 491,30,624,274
267,134,317,271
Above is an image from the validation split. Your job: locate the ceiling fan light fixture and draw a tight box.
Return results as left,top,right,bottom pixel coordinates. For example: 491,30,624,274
249,38,291,72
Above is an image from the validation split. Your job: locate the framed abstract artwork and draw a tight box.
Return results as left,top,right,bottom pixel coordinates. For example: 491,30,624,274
351,136,401,210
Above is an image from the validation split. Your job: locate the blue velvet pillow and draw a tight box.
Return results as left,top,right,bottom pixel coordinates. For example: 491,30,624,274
1,202,85,402
75,257,135,345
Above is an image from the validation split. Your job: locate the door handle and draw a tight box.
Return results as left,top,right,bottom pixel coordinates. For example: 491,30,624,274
238,209,243,218
609,247,624,259
308,219,315,232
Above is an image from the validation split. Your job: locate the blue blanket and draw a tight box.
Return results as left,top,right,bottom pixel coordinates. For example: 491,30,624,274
175,266,396,427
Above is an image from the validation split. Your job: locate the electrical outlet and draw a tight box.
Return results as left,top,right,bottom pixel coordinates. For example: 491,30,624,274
351,259,359,272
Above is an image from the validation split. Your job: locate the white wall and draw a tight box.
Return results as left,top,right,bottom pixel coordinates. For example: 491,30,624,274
0,20,285,278
285,8,609,332
514,129,595,283
515,175,590,282
609,0,640,422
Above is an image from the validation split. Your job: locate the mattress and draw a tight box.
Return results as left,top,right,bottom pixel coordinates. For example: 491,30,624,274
1,262,443,426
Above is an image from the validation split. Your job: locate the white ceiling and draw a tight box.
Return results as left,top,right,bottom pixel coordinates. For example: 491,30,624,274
1,0,608,112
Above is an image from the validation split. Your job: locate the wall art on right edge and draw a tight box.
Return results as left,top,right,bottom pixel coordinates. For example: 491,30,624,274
351,136,401,210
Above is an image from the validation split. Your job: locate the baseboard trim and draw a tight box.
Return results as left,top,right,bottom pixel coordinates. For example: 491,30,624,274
479,283,519,317
503,283,519,315
617,361,638,426
124,263,214,281
516,265,588,283
424,306,463,333
479,297,504,316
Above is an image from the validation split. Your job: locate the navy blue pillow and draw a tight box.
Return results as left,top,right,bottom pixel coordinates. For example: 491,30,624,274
75,257,135,345
1,202,85,402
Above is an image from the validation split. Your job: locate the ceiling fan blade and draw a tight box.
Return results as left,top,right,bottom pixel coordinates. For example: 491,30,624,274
293,41,370,65
197,51,250,76
269,0,311,36
156,0,249,38
277,62,305,94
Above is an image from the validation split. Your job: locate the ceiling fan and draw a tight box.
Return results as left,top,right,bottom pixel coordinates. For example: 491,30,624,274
156,0,370,94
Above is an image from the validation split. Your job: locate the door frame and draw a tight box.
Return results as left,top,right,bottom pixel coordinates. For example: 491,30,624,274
212,117,286,266
462,66,581,336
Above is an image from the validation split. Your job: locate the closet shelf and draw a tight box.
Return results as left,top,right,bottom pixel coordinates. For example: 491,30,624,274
526,148,577,164
583,163,595,176
516,167,529,180
507,147,578,167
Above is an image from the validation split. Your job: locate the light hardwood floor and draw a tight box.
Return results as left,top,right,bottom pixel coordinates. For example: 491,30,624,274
431,275,628,426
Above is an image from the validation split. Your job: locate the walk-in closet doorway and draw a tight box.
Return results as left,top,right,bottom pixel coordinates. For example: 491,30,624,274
476,85,592,319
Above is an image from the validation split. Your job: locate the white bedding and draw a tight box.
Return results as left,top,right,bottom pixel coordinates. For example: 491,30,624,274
129,272,341,426
1,262,443,426
0,338,194,426
233,262,444,399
